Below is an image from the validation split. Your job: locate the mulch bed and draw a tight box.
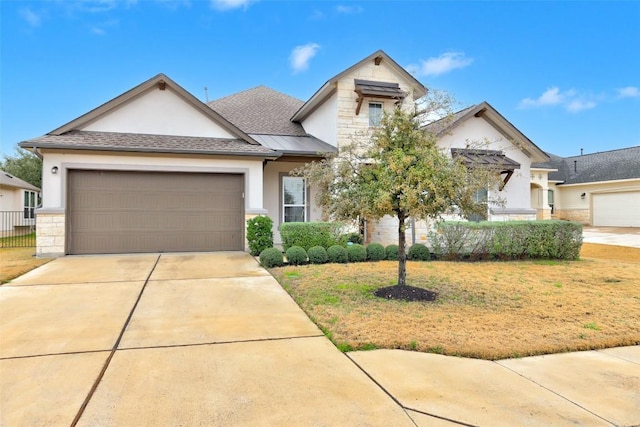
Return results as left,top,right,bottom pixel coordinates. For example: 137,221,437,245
374,284,437,302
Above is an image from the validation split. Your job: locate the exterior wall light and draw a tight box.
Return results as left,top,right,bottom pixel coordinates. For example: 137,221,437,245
580,192,586,199
51,166,58,174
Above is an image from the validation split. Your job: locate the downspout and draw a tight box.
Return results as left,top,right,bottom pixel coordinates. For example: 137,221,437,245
411,218,416,245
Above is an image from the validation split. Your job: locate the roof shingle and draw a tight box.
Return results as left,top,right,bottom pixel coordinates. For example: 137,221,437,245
208,86,307,136
20,131,278,157
533,146,640,184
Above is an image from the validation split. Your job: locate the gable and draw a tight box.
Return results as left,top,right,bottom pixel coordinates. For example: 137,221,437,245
80,85,236,138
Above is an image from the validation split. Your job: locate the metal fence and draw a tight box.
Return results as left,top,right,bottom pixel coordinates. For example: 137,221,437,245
1,211,36,248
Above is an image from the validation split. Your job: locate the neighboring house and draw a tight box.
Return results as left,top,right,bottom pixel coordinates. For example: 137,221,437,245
0,170,40,234
532,147,640,227
19,50,552,256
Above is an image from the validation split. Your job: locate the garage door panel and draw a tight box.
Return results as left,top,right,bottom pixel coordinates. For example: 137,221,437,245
68,170,244,254
592,191,640,227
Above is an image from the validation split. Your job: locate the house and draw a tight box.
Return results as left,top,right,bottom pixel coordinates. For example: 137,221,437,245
0,170,40,234
532,147,640,227
20,50,549,257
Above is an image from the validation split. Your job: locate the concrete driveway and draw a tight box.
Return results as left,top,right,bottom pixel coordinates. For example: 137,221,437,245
1,252,414,426
2,252,639,426
583,226,640,248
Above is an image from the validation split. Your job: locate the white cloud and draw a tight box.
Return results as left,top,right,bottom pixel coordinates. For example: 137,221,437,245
407,52,473,77
519,86,565,108
211,0,254,10
19,8,41,27
289,43,320,74
566,99,597,113
617,86,640,98
336,4,363,14
518,87,599,113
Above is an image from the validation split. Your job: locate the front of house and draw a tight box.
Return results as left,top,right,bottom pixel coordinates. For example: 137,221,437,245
22,50,552,257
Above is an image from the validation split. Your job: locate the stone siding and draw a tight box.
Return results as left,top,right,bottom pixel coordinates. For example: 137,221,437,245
554,209,590,224
36,213,65,257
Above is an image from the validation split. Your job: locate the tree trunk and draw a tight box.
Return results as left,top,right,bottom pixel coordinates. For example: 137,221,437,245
397,210,407,287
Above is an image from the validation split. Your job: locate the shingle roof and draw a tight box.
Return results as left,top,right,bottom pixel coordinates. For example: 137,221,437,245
208,86,307,136
0,170,40,191
422,105,476,135
20,131,278,157
532,146,640,184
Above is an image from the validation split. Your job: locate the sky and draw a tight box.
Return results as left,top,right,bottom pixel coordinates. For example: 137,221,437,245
1,0,639,158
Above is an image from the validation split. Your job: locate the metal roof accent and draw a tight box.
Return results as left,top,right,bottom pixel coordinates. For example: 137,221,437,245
354,79,406,98
249,134,337,156
452,148,521,170
19,131,280,158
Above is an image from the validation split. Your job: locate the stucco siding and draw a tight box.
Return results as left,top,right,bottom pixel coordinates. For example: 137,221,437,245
301,93,338,147
437,118,533,211
81,86,236,138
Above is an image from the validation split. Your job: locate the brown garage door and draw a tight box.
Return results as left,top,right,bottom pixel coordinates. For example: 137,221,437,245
68,170,244,254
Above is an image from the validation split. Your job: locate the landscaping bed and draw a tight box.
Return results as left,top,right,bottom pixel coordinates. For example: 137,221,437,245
271,243,640,359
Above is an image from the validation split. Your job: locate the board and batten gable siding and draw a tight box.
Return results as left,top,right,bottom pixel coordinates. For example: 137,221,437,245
436,117,533,210
81,86,237,139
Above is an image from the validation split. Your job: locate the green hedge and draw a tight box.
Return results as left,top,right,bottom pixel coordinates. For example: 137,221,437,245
346,244,366,262
385,244,399,261
408,243,431,261
429,221,583,261
280,222,342,251
327,245,348,263
366,243,386,261
246,216,274,256
308,246,329,264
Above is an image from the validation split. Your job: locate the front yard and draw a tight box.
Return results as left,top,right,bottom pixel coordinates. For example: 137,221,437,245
271,243,640,360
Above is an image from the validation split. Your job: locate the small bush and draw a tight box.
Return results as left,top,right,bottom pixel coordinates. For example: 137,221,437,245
280,222,342,251
366,243,386,261
346,243,366,262
285,246,308,265
341,232,363,245
408,243,431,261
307,246,329,264
259,247,284,268
385,244,399,261
246,216,274,256
327,245,348,264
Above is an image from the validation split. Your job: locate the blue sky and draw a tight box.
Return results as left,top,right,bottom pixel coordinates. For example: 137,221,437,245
1,0,639,158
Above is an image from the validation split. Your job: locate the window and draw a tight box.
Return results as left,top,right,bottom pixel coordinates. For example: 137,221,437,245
369,102,383,127
548,189,555,214
24,191,36,219
468,188,488,222
282,176,307,223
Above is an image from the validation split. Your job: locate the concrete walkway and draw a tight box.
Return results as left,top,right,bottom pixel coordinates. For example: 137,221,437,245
1,252,639,426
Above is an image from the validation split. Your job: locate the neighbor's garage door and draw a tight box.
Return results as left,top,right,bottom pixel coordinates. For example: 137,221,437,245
592,191,640,227
68,170,244,254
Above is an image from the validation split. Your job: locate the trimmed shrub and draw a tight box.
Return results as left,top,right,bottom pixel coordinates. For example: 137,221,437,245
346,243,366,262
327,245,348,264
307,246,329,264
280,222,342,251
341,232,363,245
285,246,308,266
385,244,399,260
246,216,274,256
429,220,583,261
366,243,386,261
408,243,431,261
259,247,284,268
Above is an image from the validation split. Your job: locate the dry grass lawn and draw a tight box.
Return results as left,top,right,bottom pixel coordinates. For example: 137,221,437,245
271,243,640,360
0,248,52,284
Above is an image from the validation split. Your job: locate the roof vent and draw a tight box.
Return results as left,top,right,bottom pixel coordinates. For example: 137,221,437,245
374,55,383,65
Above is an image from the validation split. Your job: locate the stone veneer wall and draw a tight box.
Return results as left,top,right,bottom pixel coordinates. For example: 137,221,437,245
36,213,65,257
554,209,590,224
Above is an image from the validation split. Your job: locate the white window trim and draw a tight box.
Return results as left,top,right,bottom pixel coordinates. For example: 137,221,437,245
280,175,309,224
369,102,383,127
24,190,36,219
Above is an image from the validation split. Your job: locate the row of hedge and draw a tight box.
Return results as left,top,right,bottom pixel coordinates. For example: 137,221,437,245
429,220,583,261
259,242,433,268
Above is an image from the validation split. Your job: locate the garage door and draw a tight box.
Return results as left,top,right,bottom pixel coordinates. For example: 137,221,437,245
68,170,244,254
592,191,640,227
